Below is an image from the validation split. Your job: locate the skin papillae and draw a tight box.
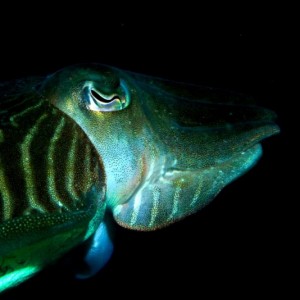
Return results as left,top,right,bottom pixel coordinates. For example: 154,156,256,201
0,64,279,292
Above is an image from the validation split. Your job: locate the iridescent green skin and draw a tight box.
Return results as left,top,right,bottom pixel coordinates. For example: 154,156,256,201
0,77,105,291
0,64,279,292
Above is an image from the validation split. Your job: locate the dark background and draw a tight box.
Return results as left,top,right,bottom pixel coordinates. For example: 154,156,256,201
1,7,292,299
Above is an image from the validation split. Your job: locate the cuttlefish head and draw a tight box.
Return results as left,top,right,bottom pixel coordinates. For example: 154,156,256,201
42,64,279,230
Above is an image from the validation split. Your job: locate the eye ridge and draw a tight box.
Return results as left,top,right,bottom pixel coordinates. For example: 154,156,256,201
91,89,119,103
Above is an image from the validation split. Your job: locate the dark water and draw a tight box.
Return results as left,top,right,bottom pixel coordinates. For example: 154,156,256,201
1,11,292,298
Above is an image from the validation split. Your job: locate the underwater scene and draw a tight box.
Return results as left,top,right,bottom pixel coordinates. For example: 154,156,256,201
1,12,289,298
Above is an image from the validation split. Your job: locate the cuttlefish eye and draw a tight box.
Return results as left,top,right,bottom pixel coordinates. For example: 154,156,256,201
83,79,130,112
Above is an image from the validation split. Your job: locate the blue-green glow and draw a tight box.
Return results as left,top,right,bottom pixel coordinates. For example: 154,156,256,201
0,266,39,292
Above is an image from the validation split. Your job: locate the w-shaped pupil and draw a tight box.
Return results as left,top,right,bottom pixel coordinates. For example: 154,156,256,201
91,89,115,103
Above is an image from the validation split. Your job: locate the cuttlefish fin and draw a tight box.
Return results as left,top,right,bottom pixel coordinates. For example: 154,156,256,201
75,220,114,279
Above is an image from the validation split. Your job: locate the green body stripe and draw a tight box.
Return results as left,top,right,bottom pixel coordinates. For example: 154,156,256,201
84,143,92,186
9,100,43,126
0,80,105,227
47,117,67,210
80,142,95,197
21,113,48,214
66,128,79,202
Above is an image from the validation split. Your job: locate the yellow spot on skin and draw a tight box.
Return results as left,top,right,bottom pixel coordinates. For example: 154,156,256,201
65,97,76,114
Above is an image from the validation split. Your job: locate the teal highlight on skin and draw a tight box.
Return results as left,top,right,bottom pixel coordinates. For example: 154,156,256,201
77,221,113,279
0,266,39,293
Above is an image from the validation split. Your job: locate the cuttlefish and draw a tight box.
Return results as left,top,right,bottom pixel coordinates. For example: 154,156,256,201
0,64,279,292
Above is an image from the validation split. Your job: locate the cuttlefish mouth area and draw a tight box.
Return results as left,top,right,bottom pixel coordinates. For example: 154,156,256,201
112,146,262,231
112,121,279,231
